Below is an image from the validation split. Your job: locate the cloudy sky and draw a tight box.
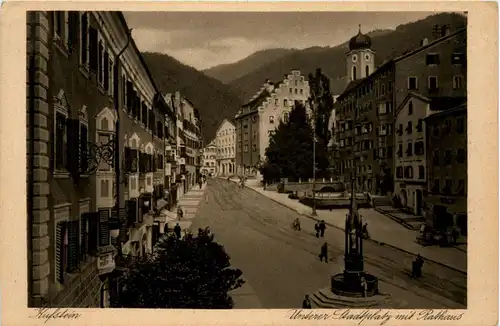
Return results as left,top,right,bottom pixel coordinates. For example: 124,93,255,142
124,12,434,71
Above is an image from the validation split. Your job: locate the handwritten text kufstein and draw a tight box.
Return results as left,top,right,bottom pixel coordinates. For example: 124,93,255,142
31,308,82,323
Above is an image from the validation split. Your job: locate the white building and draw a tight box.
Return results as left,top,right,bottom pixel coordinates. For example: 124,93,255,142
215,119,236,176
200,140,217,176
394,91,429,215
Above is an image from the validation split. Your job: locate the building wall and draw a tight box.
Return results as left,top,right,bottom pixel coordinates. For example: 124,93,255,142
258,71,311,159
346,49,376,82
394,30,467,110
394,95,428,214
424,107,467,233
215,120,236,175
235,112,259,175
201,144,217,175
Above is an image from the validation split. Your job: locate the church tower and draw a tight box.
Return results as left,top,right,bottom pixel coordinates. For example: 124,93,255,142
346,25,375,82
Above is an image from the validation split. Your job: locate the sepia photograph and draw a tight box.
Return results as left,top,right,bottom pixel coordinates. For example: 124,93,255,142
24,9,471,311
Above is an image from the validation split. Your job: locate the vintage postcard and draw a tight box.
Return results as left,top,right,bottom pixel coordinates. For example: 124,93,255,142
0,1,497,325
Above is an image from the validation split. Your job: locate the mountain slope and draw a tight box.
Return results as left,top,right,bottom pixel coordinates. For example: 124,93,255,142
228,13,466,100
141,52,245,143
203,48,296,83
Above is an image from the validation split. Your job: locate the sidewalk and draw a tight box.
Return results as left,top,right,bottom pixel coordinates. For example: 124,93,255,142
236,181,467,274
164,183,207,233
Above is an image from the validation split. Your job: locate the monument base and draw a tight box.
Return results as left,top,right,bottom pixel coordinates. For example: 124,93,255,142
309,286,402,308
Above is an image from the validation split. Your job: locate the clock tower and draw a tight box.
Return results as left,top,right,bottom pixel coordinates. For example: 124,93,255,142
346,25,375,82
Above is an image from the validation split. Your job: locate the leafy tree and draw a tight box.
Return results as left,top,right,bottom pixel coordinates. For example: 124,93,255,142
112,227,245,308
259,162,281,185
265,101,329,181
308,68,334,151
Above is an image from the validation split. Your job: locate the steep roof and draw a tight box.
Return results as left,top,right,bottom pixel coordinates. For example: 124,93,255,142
242,89,271,112
425,101,467,120
215,118,236,136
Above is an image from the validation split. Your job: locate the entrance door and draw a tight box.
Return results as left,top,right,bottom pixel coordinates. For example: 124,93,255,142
415,189,423,215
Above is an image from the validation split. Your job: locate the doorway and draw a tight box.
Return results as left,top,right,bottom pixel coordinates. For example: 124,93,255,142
415,189,423,215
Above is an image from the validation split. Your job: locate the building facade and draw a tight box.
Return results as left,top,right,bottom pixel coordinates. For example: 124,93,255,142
200,140,217,176
215,119,236,176
235,70,311,176
335,26,466,195
424,103,467,235
27,11,171,308
165,92,203,196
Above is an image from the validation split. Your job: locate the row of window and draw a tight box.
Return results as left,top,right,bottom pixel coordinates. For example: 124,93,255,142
217,128,235,137
242,144,258,153
432,149,467,166
426,52,466,66
218,136,235,144
431,117,465,136
397,141,425,157
430,178,466,195
396,165,425,179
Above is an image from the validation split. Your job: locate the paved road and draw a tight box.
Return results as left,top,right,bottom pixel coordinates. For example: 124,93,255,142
190,179,467,309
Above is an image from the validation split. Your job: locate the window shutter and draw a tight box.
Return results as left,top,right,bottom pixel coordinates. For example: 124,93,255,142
99,209,110,247
88,27,98,71
153,155,157,172
80,213,89,260
56,222,66,284
79,123,88,174
131,149,138,172
66,119,80,180
104,52,109,91
67,11,79,50
88,212,99,255
125,147,132,172
152,224,160,248
127,199,137,224
67,219,80,272
81,13,88,64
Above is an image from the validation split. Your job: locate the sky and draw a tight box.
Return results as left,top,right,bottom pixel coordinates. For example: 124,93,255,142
124,12,435,71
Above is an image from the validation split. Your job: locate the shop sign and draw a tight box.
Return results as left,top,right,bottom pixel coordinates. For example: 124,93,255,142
97,252,115,275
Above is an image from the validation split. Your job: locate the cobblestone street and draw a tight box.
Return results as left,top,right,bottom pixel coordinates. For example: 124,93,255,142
190,179,466,309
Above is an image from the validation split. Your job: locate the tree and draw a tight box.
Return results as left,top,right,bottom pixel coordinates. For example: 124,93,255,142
308,68,334,151
259,162,281,185
265,101,329,181
112,227,245,308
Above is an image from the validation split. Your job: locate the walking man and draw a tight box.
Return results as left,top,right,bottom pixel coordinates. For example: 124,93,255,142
319,220,326,238
174,223,182,239
314,222,320,238
319,242,328,262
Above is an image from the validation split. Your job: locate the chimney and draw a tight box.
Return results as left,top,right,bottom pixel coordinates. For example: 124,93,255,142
422,37,429,46
441,25,451,37
265,79,274,93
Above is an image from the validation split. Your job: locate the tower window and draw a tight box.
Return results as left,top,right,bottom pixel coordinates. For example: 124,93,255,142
365,65,369,77
352,66,357,81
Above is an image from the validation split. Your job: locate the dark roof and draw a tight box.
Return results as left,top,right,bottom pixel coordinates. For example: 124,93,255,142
242,89,271,112
349,27,372,51
425,102,467,120
429,97,467,111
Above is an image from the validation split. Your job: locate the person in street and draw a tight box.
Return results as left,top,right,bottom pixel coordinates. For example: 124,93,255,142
412,254,424,278
319,242,328,262
199,180,203,189
302,295,312,309
319,220,326,237
362,222,369,239
360,276,367,297
177,206,183,220
314,222,320,238
293,218,301,231
174,223,182,239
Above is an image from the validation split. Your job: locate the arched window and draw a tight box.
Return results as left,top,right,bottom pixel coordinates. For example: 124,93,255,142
365,65,370,77
101,117,109,131
352,66,357,81
283,99,288,107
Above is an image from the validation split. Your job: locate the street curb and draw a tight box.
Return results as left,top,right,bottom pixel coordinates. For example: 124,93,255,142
373,207,419,231
242,184,467,275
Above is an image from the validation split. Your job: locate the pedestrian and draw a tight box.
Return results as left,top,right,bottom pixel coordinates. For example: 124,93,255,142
412,254,424,278
302,294,312,309
360,276,367,297
174,223,182,239
314,222,320,238
177,206,183,220
319,220,326,237
319,242,328,262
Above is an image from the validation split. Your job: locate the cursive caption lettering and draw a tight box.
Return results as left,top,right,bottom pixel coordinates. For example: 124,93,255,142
288,309,464,325
30,308,82,323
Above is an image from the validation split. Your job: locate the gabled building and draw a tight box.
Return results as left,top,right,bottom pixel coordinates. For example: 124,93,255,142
235,70,311,176
200,140,217,177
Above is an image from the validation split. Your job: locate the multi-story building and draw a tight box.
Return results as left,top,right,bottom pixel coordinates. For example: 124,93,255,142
27,11,171,307
235,71,311,176
424,102,467,235
335,26,466,195
215,119,236,176
200,140,217,177
165,92,203,196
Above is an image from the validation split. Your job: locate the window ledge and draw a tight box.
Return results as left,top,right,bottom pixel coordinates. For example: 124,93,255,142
53,38,69,58
79,66,90,79
97,85,106,95
54,171,70,179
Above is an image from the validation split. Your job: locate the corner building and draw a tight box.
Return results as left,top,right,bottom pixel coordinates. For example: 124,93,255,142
27,11,171,307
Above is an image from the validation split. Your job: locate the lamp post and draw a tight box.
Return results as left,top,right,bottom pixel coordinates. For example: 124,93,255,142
312,103,317,217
